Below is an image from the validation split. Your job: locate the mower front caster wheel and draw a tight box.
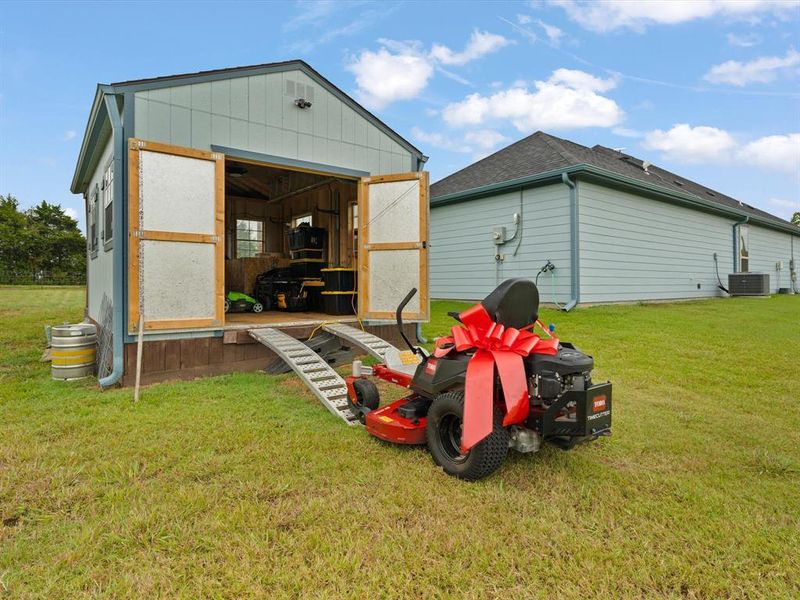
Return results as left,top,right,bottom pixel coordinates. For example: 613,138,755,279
348,379,380,424
426,390,509,481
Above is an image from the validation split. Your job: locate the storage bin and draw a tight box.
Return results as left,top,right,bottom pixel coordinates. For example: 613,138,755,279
321,267,356,292
290,259,326,279
302,279,325,311
288,225,326,251
322,291,357,315
290,248,324,260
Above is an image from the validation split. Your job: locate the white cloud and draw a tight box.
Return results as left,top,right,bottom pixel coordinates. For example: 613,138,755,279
347,47,434,109
726,32,762,48
765,197,800,219
517,14,533,25
612,127,644,138
738,133,800,174
411,126,471,153
283,0,336,32
536,19,564,44
464,129,510,150
411,127,509,155
549,0,798,33
703,48,800,86
64,207,79,220
62,130,77,141
643,124,800,174
643,124,737,163
348,30,513,109
442,68,623,132
429,30,513,66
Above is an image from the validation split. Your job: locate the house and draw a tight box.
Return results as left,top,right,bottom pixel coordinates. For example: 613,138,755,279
71,60,430,387
429,131,799,305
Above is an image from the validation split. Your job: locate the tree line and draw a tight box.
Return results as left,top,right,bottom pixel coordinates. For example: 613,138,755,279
0,193,86,284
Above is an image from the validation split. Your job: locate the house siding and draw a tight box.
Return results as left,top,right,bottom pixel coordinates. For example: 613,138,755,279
133,69,412,176
747,225,795,292
430,184,571,302
578,180,737,303
86,135,114,321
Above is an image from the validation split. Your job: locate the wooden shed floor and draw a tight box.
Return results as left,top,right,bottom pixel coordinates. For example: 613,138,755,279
224,311,358,330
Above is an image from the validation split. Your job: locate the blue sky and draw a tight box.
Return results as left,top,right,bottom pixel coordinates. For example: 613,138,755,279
1,0,798,231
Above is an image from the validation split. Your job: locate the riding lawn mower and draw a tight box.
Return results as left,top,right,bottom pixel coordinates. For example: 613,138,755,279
346,278,612,481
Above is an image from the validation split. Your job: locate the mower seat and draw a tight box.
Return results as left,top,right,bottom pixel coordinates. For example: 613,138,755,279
481,278,540,329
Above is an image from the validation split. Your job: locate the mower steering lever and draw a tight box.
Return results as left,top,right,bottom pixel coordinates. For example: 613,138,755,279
397,288,424,357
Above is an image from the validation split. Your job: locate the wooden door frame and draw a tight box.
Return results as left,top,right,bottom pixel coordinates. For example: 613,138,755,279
127,138,225,332
357,171,429,321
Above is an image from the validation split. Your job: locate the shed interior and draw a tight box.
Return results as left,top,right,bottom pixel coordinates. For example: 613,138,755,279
222,158,360,327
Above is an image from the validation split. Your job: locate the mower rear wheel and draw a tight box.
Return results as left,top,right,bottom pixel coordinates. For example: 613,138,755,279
252,302,264,313
348,379,380,424
426,390,509,481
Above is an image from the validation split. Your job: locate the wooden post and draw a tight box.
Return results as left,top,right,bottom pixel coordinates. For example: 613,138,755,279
134,316,144,402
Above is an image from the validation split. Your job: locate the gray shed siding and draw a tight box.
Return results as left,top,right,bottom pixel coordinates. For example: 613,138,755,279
133,68,413,175
86,135,114,321
430,184,572,302
747,225,796,292
578,181,736,302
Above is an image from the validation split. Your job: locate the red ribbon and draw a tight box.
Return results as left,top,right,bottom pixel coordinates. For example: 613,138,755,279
434,304,559,452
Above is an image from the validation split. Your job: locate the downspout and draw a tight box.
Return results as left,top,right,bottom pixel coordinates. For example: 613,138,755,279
562,173,579,311
99,93,125,388
732,215,749,273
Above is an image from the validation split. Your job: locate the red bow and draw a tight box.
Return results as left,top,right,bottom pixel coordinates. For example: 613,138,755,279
434,304,559,452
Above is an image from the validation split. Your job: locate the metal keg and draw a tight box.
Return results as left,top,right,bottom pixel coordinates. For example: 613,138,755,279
51,323,97,380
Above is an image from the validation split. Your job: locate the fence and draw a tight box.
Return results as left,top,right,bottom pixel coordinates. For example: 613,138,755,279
0,270,86,286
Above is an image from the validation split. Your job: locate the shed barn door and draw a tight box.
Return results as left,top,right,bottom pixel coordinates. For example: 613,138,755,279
358,172,429,321
127,139,224,332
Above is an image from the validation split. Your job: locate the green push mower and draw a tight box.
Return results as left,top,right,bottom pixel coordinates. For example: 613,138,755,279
224,291,265,314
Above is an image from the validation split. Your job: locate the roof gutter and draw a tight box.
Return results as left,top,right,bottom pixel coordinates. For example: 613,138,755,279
562,173,579,312
98,92,125,389
431,163,800,237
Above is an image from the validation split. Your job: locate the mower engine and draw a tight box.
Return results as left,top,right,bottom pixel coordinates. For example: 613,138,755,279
523,342,612,451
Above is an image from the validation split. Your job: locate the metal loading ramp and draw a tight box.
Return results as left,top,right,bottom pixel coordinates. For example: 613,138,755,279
321,323,400,362
249,328,358,426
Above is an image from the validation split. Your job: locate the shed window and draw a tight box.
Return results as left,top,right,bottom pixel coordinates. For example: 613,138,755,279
102,160,113,243
292,214,312,228
236,219,264,258
739,224,749,272
89,185,99,255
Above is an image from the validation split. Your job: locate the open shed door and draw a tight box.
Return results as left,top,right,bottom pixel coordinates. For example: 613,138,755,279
358,172,429,321
127,139,224,332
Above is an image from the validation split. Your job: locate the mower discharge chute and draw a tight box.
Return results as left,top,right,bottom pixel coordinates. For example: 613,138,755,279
346,279,612,481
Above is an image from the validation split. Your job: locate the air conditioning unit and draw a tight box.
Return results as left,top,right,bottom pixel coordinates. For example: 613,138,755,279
728,273,770,296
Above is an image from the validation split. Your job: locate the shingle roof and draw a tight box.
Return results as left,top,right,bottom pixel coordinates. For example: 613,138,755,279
430,131,794,227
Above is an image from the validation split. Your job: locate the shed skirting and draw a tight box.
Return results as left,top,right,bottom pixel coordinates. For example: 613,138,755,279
120,323,416,387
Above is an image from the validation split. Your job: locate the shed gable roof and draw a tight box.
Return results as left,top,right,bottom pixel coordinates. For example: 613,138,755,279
430,131,795,229
72,60,423,194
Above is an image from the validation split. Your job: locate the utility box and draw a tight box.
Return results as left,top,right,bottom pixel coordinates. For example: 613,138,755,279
492,226,507,245
728,273,770,296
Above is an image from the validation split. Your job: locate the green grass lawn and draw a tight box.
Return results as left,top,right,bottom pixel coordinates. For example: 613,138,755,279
1,285,799,599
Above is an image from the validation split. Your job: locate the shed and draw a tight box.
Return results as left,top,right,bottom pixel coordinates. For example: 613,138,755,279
71,60,430,386
429,132,799,305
